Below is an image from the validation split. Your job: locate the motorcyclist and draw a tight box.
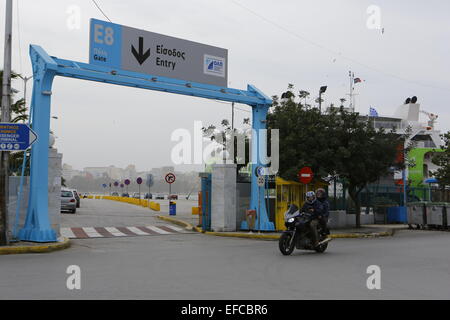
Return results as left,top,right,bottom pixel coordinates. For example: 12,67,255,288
300,191,324,247
316,188,330,235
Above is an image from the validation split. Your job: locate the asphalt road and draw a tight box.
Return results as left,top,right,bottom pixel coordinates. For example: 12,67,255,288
1,199,450,299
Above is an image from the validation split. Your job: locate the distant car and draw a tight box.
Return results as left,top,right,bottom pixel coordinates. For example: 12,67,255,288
132,192,141,199
144,193,153,199
72,190,81,208
155,194,165,200
168,194,178,200
61,189,77,214
121,193,130,197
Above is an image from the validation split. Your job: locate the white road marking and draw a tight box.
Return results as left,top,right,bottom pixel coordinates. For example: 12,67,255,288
146,225,172,235
162,224,185,233
60,228,76,239
83,227,103,238
104,227,127,237
60,225,188,238
126,226,149,236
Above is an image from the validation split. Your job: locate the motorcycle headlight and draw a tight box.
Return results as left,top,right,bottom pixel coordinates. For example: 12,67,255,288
287,218,295,223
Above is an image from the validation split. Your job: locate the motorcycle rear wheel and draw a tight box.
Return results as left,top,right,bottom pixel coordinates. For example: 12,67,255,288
279,232,295,255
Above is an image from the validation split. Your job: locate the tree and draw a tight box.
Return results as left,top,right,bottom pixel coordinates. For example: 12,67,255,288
432,131,450,190
0,70,28,123
330,109,408,227
298,90,310,107
201,118,251,174
267,89,337,181
267,85,409,227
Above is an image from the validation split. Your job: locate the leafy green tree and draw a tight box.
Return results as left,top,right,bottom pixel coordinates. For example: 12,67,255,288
330,109,408,226
267,89,337,180
0,70,28,123
267,85,409,227
432,131,450,190
298,90,310,107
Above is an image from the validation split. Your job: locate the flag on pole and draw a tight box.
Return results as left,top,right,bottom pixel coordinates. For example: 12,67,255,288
369,107,379,117
354,77,363,84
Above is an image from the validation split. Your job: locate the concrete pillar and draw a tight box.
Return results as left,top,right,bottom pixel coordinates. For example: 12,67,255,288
48,148,62,235
211,164,236,232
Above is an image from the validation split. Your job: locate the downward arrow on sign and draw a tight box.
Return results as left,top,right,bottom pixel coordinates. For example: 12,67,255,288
131,37,150,65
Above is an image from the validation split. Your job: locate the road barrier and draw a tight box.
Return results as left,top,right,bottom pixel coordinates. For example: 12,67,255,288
150,202,160,211
101,196,160,211
169,201,176,215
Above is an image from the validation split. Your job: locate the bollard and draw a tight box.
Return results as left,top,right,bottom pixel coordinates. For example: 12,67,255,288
169,201,176,215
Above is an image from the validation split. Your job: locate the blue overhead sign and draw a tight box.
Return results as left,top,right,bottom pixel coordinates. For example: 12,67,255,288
89,19,228,87
0,123,38,151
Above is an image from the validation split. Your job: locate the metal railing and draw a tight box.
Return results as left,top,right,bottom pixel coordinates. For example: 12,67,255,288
329,185,450,212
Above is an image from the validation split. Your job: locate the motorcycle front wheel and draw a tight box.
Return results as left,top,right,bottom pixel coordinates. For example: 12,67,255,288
279,232,295,255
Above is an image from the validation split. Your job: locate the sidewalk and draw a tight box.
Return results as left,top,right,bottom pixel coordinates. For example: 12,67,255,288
157,201,407,240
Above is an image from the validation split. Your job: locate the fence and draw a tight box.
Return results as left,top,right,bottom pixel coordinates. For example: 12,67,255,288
329,185,450,212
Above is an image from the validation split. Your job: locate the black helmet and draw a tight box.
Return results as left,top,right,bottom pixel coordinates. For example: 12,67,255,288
316,188,327,199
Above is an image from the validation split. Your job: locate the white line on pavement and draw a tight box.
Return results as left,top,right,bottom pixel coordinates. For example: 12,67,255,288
162,224,185,233
60,228,76,239
83,227,104,238
146,225,172,235
126,226,149,236
104,227,127,237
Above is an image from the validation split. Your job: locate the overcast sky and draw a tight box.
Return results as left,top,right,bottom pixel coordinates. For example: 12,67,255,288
1,0,449,172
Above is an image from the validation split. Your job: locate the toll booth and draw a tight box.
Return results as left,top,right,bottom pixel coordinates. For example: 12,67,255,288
275,177,328,231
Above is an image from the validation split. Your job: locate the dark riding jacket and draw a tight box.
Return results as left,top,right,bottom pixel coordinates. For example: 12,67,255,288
317,197,330,218
300,199,325,219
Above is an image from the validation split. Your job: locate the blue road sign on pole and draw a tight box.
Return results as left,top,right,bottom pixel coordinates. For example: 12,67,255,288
146,174,154,188
0,123,37,151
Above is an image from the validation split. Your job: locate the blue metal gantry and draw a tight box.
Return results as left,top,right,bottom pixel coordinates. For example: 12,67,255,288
19,44,274,242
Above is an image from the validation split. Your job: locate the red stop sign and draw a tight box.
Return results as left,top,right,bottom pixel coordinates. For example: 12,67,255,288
298,167,313,184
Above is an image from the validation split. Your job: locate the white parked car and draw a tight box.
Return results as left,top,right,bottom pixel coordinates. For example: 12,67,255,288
61,189,77,214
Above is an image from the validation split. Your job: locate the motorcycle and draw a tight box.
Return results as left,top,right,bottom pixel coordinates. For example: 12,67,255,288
279,204,331,255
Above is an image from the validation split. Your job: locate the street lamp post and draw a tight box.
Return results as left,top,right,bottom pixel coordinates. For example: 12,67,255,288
0,0,13,246
17,75,32,108
319,86,327,113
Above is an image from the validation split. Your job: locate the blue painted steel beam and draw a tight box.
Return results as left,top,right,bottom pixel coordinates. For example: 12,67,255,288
20,44,274,242
18,46,58,242
52,57,270,106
